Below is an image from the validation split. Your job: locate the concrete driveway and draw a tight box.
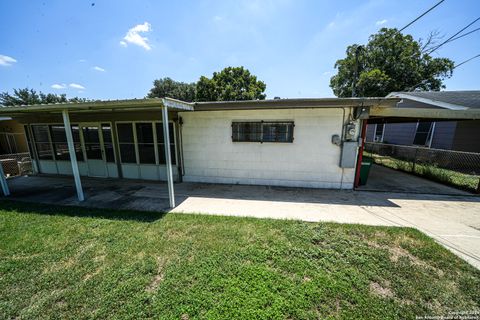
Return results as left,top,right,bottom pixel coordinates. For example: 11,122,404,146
5,175,480,269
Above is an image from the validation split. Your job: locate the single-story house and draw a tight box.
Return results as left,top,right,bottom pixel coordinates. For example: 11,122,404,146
0,96,478,207
366,91,480,152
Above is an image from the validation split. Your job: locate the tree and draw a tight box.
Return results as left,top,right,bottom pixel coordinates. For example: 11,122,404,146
329,28,455,97
147,77,196,102
0,88,88,106
195,66,266,101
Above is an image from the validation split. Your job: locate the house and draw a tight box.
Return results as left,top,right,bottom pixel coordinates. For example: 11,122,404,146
1,96,479,207
365,91,480,152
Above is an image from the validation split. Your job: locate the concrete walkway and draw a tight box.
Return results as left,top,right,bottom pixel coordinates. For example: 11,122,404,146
358,164,472,195
4,175,480,269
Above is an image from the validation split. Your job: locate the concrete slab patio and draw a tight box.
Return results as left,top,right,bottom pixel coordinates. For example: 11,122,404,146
3,175,480,269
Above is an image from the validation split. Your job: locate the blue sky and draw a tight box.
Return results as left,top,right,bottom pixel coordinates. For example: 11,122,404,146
1,0,479,100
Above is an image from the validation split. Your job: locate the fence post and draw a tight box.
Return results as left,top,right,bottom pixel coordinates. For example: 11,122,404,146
412,148,418,173
476,178,480,194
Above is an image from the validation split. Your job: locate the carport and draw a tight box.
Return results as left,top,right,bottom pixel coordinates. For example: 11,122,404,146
0,97,194,208
355,95,480,194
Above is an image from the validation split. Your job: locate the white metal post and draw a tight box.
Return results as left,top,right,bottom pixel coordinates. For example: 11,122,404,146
0,162,10,196
162,106,175,208
62,110,84,201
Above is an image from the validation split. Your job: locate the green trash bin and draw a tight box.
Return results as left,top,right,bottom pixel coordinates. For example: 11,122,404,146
359,157,373,185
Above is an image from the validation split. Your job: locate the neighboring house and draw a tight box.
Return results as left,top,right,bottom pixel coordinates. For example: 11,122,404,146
365,91,480,152
0,117,28,155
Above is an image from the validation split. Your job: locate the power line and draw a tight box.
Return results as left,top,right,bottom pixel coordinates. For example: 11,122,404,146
453,53,480,69
399,0,445,32
427,17,480,54
447,26,480,43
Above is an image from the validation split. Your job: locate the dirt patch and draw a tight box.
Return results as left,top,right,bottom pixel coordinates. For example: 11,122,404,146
369,281,394,298
146,257,165,293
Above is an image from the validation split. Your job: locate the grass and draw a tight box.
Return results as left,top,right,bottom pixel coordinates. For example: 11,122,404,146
364,152,480,192
0,200,479,319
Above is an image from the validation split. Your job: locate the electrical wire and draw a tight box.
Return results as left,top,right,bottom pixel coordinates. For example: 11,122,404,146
399,0,445,32
427,17,480,54
447,26,480,43
453,53,480,69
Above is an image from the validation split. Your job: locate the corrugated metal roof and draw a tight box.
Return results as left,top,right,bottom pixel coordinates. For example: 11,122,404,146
0,97,399,114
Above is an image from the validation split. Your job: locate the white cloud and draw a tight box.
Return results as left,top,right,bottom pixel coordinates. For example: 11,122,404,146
78,59,87,63
0,54,17,66
213,15,223,22
69,83,85,90
376,19,388,26
322,71,332,76
93,66,106,72
120,22,152,50
51,84,67,89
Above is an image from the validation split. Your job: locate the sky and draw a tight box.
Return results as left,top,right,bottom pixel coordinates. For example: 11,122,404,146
0,0,479,100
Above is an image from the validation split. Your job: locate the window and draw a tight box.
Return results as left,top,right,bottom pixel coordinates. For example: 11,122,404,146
232,121,294,143
31,125,53,160
82,126,102,160
49,125,70,160
155,123,176,164
374,124,384,142
101,124,115,162
117,123,136,163
136,123,155,164
70,125,84,161
413,122,433,146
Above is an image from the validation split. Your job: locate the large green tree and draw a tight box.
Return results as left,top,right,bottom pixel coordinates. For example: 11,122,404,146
330,28,455,97
147,77,196,102
0,88,87,106
195,66,266,101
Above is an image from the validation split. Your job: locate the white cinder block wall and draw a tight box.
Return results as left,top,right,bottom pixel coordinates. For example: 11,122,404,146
179,108,358,189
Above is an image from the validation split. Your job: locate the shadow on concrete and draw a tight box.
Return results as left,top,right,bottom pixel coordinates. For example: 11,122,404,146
0,199,165,222
3,175,479,215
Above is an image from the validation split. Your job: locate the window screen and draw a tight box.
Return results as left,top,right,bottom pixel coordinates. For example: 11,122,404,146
117,123,136,163
101,124,115,163
155,123,176,164
232,121,294,143
31,125,53,160
49,125,70,160
413,122,433,146
136,123,155,164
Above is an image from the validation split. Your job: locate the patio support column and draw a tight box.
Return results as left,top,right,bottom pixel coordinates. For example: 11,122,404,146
0,162,10,196
162,106,175,208
62,110,84,201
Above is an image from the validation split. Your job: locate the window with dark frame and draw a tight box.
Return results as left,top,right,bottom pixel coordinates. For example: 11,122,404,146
31,125,53,160
232,121,294,143
413,122,433,146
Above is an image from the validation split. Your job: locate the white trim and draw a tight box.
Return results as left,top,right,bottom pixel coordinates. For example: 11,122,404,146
387,93,469,110
62,110,84,201
162,107,175,208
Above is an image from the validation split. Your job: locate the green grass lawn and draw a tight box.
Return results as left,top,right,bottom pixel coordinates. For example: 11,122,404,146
0,201,479,319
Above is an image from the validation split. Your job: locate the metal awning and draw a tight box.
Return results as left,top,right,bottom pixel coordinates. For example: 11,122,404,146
0,97,194,115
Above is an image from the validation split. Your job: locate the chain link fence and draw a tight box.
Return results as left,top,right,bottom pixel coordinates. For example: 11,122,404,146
0,152,33,177
364,142,480,193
